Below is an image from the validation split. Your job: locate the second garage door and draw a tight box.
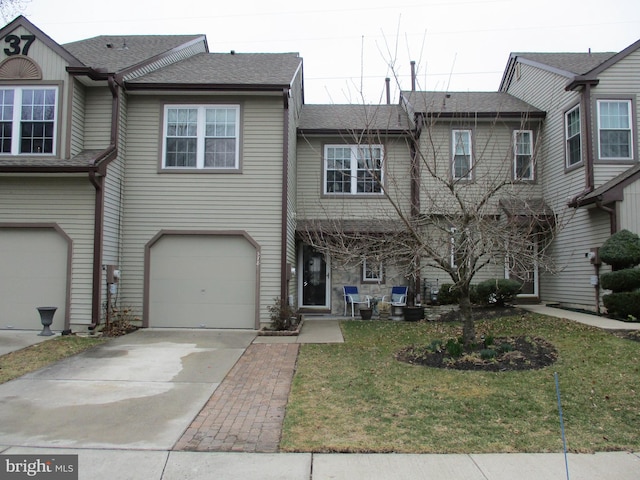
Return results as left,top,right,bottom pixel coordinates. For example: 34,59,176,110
149,234,257,329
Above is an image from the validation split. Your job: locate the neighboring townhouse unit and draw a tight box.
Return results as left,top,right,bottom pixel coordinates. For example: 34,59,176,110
0,16,303,331
500,41,640,312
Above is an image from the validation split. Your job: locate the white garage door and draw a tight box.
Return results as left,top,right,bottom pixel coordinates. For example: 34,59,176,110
0,228,67,330
149,235,256,328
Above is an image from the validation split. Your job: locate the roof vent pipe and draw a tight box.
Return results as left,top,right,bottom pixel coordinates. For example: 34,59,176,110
410,61,416,91
385,77,391,104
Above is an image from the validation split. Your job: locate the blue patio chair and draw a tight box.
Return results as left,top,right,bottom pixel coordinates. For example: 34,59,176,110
382,286,408,312
343,286,371,317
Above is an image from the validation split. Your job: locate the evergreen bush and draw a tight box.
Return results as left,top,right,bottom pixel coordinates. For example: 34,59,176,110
475,279,522,306
599,229,640,270
600,268,640,293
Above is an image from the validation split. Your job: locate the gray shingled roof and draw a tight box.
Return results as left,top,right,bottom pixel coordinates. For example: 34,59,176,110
401,91,543,115
0,149,106,169
514,52,616,76
298,104,410,131
63,35,204,72
126,52,301,86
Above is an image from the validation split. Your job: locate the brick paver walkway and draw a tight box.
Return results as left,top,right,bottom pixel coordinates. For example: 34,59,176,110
173,343,299,453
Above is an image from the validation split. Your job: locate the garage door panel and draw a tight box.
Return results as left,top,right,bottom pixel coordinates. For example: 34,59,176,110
0,229,67,330
149,235,256,329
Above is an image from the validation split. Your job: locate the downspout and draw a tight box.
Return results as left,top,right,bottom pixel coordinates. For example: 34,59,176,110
595,200,617,234
88,75,120,330
280,88,290,305
583,83,595,192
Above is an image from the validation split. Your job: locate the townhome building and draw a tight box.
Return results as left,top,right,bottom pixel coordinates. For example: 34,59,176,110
0,15,637,331
500,41,640,313
0,16,303,331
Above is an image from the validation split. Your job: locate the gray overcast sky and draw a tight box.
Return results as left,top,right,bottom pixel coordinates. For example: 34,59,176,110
19,0,640,104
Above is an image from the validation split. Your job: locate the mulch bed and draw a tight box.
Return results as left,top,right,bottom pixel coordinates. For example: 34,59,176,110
396,305,558,371
396,336,558,372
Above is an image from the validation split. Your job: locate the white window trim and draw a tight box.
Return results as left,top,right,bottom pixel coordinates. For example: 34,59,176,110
452,129,473,180
565,105,582,168
323,144,385,195
362,259,383,283
513,129,534,181
162,104,240,170
597,99,634,160
0,86,58,156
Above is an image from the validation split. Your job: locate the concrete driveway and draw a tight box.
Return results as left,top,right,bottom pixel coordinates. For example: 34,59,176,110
0,329,255,450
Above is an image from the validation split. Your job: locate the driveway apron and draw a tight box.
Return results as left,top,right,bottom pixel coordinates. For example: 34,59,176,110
0,329,255,450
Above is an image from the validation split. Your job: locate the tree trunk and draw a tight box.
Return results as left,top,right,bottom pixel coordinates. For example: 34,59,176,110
459,285,475,347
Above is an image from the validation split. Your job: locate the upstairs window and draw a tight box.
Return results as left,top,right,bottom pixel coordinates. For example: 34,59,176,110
0,87,57,155
324,144,384,195
163,105,240,170
565,105,581,167
452,129,472,180
597,100,633,160
513,130,534,181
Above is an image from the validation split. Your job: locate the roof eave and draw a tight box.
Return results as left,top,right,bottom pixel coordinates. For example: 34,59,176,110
566,76,600,91
297,128,409,136
124,82,292,92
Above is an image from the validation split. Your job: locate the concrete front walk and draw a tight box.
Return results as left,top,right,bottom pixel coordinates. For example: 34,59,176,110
0,328,256,449
521,304,640,330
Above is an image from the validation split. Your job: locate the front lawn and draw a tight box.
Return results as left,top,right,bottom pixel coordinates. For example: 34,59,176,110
281,314,640,453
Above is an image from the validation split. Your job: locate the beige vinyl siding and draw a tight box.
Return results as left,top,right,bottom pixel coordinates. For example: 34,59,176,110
0,177,95,325
619,180,640,233
506,61,608,309
83,87,113,149
69,80,86,157
121,95,285,324
296,135,412,220
286,72,304,305
540,208,611,309
103,93,127,265
417,120,543,215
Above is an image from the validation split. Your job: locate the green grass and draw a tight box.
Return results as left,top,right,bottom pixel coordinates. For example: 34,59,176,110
281,314,640,454
0,335,107,384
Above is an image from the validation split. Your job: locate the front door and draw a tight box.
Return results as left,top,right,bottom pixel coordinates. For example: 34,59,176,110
299,245,330,308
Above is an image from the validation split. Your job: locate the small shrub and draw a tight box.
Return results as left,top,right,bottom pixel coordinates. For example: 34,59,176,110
600,229,640,270
437,284,458,305
603,292,640,321
600,268,640,292
480,349,497,360
497,342,514,353
475,279,522,306
446,338,464,358
267,297,298,331
483,334,494,347
428,339,443,353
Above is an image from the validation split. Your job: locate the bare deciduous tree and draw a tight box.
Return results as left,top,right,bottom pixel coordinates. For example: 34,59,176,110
298,84,568,346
